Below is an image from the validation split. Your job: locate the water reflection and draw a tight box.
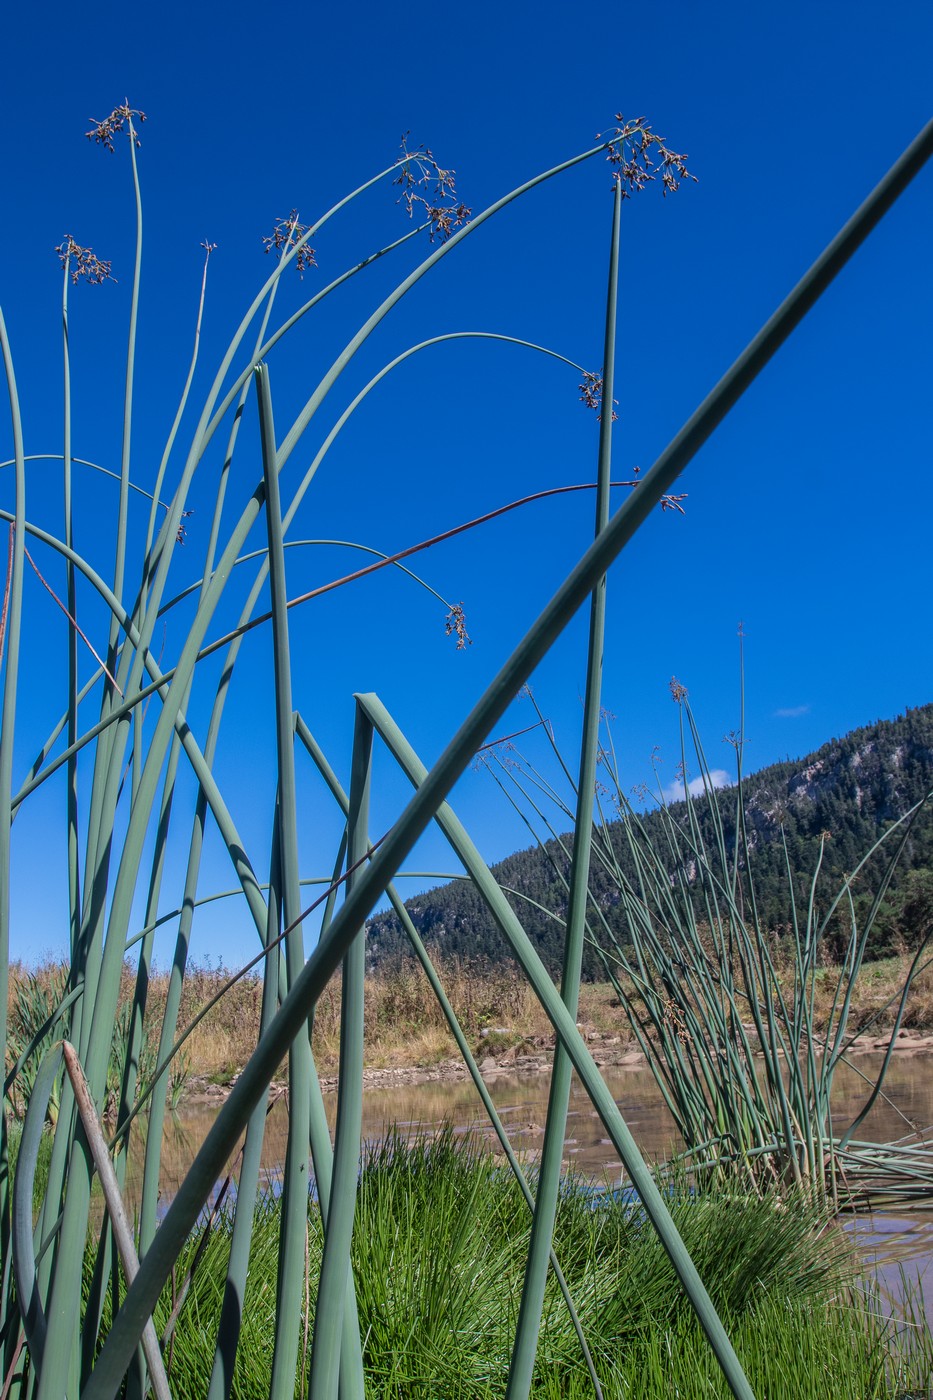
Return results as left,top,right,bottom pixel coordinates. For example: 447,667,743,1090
132,1052,933,1201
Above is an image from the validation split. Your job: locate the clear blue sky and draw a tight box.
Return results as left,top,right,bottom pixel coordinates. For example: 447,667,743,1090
2,2,931,966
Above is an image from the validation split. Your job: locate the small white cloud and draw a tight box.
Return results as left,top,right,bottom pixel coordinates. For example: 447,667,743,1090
662,769,731,803
774,704,810,719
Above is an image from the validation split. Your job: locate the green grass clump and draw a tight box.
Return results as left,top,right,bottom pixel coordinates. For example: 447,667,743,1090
107,1131,931,1398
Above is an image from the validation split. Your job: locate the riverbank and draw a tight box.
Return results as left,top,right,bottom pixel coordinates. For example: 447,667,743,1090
9,952,933,1108
183,1023,933,1106
179,950,933,1105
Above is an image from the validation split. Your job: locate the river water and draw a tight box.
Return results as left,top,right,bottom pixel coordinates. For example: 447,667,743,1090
135,1051,933,1319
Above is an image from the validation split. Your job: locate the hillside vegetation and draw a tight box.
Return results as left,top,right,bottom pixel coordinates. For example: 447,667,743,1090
367,704,933,978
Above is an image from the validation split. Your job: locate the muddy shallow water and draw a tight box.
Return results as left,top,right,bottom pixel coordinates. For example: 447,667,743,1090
143,1051,933,1192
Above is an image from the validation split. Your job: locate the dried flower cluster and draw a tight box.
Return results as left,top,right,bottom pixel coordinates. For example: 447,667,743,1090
86,102,147,152
599,115,696,197
579,370,618,422
175,510,194,545
444,601,472,649
670,677,689,703
56,237,115,286
623,464,689,516
663,995,691,1044
394,135,471,242
262,211,316,277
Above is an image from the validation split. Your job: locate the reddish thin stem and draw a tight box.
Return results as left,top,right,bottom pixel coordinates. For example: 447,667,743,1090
202,476,680,660
0,524,13,671
23,539,123,696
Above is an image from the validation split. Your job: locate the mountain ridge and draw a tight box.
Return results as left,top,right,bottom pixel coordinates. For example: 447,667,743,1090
367,703,933,977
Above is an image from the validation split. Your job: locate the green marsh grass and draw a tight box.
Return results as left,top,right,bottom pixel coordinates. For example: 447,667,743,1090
2,101,933,1398
78,1132,933,1398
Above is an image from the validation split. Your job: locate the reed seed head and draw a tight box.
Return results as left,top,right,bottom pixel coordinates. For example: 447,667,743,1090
56,237,115,286
262,211,316,276
86,101,147,151
579,370,619,422
599,114,697,197
175,510,194,545
394,134,471,242
444,601,472,649
663,995,690,1044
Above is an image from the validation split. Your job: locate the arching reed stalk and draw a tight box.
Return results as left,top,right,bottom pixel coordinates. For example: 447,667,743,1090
0,100,931,1400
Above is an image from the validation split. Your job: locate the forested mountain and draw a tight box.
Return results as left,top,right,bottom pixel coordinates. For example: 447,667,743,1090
366,705,933,978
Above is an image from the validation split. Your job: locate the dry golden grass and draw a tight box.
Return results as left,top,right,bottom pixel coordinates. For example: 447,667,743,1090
7,951,933,1095
309,956,557,1070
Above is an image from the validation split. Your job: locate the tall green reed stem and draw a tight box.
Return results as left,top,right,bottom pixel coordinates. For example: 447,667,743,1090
508,176,621,1400
307,707,371,1400
293,712,603,1397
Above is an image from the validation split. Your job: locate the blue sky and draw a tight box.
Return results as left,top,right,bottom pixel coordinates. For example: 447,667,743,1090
1,2,931,967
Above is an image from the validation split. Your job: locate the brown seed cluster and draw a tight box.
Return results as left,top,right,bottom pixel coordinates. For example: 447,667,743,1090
629,464,688,516
599,114,697,197
444,601,472,649
394,135,471,242
262,211,316,277
663,995,691,1044
670,677,689,703
578,370,619,422
56,237,115,286
86,102,147,151
175,510,194,545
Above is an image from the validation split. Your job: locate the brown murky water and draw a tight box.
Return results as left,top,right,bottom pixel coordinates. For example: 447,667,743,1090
127,1052,933,1317
137,1052,933,1195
